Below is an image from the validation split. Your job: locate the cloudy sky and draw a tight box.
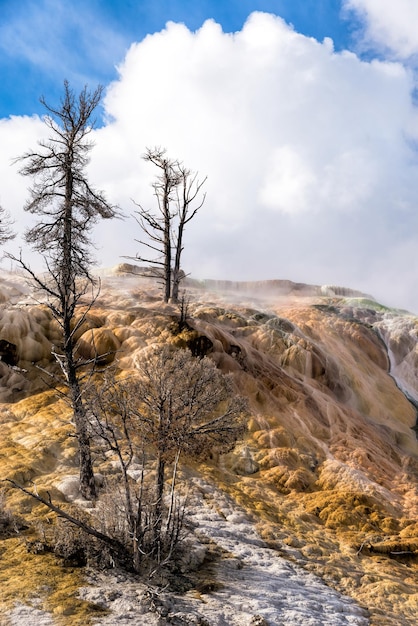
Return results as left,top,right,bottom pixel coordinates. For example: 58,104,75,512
1,0,418,312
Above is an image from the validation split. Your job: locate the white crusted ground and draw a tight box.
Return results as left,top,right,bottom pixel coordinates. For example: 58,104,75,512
6,603,55,625
6,479,369,625
78,479,369,626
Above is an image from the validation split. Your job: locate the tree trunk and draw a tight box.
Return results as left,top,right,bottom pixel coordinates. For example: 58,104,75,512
71,381,96,500
62,162,96,500
153,452,165,559
76,414,96,501
171,220,184,303
65,321,96,500
164,232,171,302
164,206,171,303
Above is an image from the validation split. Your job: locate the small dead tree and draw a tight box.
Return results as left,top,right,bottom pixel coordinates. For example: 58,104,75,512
86,346,248,570
85,373,181,573
86,375,148,572
129,147,206,303
8,81,118,500
131,346,247,560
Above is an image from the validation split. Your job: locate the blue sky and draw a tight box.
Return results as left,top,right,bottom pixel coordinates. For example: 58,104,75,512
2,0,418,312
0,0,359,119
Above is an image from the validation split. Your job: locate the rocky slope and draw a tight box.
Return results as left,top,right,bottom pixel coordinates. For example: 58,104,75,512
0,268,417,625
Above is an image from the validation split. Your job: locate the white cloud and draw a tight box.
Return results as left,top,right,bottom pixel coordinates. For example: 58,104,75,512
2,12,418,312
0,115,45,247
260,146,317,213
344,0,418,59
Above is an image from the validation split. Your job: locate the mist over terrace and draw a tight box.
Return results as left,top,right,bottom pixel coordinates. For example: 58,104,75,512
1,11,418,314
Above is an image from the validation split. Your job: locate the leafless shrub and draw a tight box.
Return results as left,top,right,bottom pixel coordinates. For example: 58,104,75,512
52,517,97,566
93,477,188,578
84,345,248,575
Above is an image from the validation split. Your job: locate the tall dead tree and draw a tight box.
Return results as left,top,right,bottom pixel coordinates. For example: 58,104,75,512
10,81,117,500
132,148,181,302
130,147,206,303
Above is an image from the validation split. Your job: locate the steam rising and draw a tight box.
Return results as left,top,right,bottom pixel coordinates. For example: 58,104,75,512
1,12,418,312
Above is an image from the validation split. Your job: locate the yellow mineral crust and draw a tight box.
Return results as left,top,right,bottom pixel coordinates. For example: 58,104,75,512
0,273,418,625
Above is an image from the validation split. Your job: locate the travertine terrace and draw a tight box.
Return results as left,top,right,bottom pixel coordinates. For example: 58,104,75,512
0,267,417,625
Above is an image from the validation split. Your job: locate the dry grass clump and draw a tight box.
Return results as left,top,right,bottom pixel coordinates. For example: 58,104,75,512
47,515,115,570
400,520,418,538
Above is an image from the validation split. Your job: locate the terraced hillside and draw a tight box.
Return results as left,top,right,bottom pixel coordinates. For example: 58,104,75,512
0,268,417,625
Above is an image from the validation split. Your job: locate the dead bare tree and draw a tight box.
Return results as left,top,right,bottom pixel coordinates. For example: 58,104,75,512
0,206,15,246
85,346,248,570
87,374,148,572
8,81,118,500
129,148,206,303
129,346,248,560
131,148,181,302
84,372,182,574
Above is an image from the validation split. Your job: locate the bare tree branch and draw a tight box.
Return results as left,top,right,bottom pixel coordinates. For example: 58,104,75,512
4,479,125,553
